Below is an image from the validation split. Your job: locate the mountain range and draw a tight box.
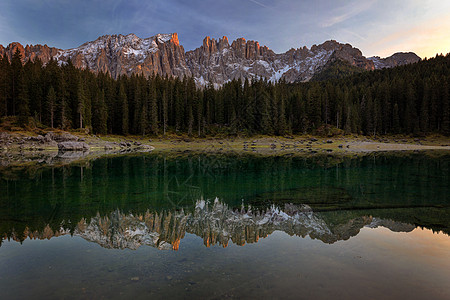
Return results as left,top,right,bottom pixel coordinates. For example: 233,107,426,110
0,33,421,86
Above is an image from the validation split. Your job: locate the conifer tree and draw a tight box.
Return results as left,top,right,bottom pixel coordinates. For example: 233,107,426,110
174,80,184,132
11,48,23,116
92,89,108,134
118,81,129,134
405,83,418,133
77,81,87,129
420,82,430,133
17,72,30,126
162,89,168,136
0,54,9,117
47,86,56,128
24,58,44,123
344,106,352,134
140,97,148,136
132,80,142,134
307,83,321,129
243,78,254,133
278,88,288,135
393,103,400,134
149,79,158,135
442,79,450,134
58,80,70,129
196,91,203,137
187,101,194,136
254,81,272,134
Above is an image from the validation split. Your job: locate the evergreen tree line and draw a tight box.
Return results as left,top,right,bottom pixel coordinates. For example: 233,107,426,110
1,49,449,136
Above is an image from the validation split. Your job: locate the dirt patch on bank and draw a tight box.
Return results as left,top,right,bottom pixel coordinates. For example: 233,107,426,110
345,141,450,152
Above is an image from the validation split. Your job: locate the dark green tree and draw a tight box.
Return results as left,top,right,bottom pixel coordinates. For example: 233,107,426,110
46,86,57,128
118,81,129,134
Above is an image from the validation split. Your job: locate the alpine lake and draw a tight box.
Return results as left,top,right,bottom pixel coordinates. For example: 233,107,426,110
0,149,449,299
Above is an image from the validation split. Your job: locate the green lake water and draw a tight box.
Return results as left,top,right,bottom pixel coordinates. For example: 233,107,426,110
0,151,449,299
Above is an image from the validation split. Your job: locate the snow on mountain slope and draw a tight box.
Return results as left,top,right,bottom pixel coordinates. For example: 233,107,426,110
0,33,420,86
53,33,191,79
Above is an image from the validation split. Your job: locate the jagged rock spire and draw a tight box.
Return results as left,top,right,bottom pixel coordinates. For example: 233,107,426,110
0,34,420,85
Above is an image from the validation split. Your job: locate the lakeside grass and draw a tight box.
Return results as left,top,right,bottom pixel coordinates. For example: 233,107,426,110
1,124,449,157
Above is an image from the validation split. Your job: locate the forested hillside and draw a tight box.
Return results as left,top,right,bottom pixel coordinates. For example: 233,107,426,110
0,50,449,136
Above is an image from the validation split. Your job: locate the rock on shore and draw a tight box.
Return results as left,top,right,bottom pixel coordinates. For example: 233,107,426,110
57,141,90,151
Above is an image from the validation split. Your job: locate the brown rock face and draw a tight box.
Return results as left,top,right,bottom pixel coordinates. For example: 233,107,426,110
186,38,378,85
0,34,420,85
330,42,375,70
0,42,25,61
185,36,277,86
54,33,191,79
0,42,60,64
230,38,272,59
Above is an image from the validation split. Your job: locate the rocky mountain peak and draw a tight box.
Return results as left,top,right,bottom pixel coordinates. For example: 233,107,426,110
51,32,190,79
310,40,374,70
219,36,229,50
229,37,273,60
202,36,219,56
200,36,232,55
0,42,60,64
5,42,25,61
368,52,421,69
156,33,179,46
0,33,421,85
311,39,339,51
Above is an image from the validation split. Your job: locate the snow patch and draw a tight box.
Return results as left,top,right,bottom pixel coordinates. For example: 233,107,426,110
270,64,292,82
157,34,172,43
256,60,270,69
124,48,144,56
368,56,383,69
195,76,207,86
126,227,146,237
196,199,206,210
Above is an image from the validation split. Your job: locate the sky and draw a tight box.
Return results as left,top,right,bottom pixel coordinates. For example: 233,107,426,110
1,0,450,58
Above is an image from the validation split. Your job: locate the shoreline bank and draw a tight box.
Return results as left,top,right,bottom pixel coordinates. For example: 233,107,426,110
1,130,449,167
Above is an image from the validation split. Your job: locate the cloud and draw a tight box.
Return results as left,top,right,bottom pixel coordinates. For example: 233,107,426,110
339,28,368,41
248,0,268,9
321,0,376,28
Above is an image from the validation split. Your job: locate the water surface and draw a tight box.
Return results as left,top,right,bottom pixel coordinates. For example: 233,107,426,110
1,152,449,299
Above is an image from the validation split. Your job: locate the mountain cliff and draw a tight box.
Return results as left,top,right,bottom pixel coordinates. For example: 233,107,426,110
0,33,421,85
0,42,60,64
54,33,191,79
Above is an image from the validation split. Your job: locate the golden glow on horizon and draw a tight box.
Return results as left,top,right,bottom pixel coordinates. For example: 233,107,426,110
362,227,450,264
369,13,450,58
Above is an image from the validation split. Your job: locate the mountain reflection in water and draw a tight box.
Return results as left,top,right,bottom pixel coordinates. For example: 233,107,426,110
1,152,449,300
2,199,419,250
1,152,448,249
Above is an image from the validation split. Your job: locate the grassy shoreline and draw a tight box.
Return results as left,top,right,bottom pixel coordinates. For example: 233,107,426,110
1,129,449,162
